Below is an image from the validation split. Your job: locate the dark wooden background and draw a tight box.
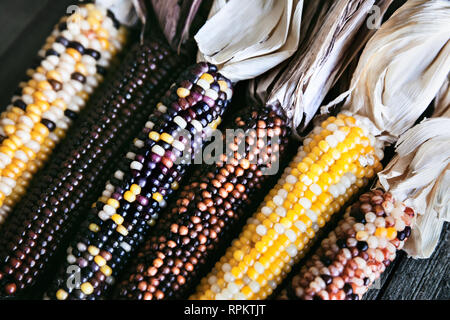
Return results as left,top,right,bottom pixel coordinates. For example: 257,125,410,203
0,1,448,300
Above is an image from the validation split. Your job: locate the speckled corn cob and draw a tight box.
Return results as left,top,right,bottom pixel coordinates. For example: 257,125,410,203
114,104,290,300
192,113,384,300
46,62,233,300
0,40,181,299
278,189,414,300
0,4,126,223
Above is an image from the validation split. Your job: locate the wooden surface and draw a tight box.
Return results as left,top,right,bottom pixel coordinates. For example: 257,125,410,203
0,1,448,301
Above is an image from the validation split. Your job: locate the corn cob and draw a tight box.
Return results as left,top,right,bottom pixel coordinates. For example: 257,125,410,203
192,113,383,300
0,40,182,298
114,104,290,300
0,4,126,223
278,189,414,300
46,62,233,300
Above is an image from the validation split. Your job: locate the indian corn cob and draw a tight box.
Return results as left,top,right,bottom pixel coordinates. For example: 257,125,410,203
192,113,383,300
278,189,414,300
114,104,290,300
0,40,182,298
46,62,233,300
0,4,126,223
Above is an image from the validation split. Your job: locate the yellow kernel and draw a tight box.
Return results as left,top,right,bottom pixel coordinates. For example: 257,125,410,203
375,227,387,238
297,162,309,173
318,140,330,152
241,286,253,298
200,73,214,83
231,266,241,278
107,198,120,209
386,227,397,240
111,214,124,225
116,224,128,236
94,255,106,267
160,133,174,145
176,87,190,98
280,218,292,228
303,157,314,166
218,80,228,91
130,184,141,195
299,215,312,228
123,191,136,203
233,250,244,261
66,48,81,61
89,223,99,232
148,131,160,141
100,265,112,277
56,289,68,300
152,192,163,202
80,282,94,295
88,245,99,256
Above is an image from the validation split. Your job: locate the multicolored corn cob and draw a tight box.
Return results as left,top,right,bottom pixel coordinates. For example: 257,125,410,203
278,189,414,300
0,39,182,298
46,62,233,300
0,4,126,223
114,104,290,300
192,113,384,300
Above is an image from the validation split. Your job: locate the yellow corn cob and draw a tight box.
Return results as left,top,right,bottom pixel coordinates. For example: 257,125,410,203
192,113,383,300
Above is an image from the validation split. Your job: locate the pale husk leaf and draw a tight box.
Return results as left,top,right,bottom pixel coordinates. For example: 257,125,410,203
433,76,450,118
195,0,303,83
378,112,450,259
326,0,450,146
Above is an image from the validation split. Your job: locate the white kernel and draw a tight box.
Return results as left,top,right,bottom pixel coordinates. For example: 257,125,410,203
299,198,312,209
277,189,288,199
261,206,272,216
328,185,339,198
221,263,231,273
254,262,264,274
274,223,285,234
306,209,318,222
285,229,297,242
310,184,322,195
294,221,307,233
273,195,283,207
286,244,298,257
197,79,210,91
256,225,267,236
152,145,165,157
114,170,124,180
275,207,286,217
286,175,297,184
174,116,187,129
102,205,115,216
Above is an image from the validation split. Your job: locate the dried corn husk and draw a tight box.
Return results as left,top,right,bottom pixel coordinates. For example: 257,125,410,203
378,105,450,258
248,0,392,135
96,0,139,26
195,0,303,82
324,0,450,147
433,77,450,117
